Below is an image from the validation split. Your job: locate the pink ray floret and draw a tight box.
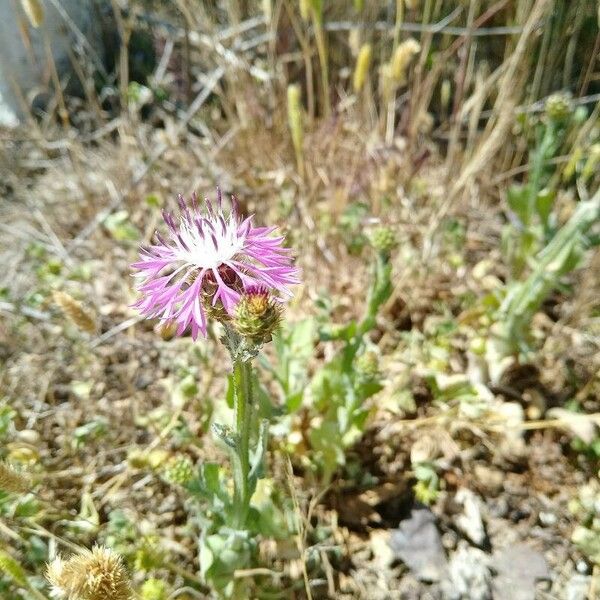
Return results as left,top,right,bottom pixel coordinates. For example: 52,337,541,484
131,189,300,339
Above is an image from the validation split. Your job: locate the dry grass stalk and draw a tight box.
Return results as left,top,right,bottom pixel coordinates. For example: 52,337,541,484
46,546,133,600
451,0,552,198
0,462,30,494
20,0,44,28
287,84,305,176
52,291,97,334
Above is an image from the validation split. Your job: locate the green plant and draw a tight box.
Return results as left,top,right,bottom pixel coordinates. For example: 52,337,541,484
307,227,395,483
503,93,574,278
487,193,599,378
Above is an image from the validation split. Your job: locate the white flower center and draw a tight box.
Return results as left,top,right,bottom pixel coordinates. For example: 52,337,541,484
174,214,246,270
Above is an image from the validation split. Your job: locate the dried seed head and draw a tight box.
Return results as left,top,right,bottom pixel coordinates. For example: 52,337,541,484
390,38,420,84
46,546,133,600
20,0,44,28
234,287,282,344
53,291,97,334
154,320,178,341
0,461,30,494
353,44,372,93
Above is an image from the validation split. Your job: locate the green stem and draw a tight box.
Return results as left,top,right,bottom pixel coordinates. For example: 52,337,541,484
357,252,391,337
232,359,254,528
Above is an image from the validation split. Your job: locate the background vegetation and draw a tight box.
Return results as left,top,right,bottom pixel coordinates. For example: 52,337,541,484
1,0,600,598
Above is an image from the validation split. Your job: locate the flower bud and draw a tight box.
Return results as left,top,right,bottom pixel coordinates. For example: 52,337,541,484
370,226,397,255
355,351,380,380
545,92,572,122
233,287,282,344
141,579,168,600
162,455,195,486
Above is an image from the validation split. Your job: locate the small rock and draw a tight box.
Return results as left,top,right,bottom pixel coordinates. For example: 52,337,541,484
492,544,550,600
564,574,591,600
442,542,492,600
474,464,504,495
538,511,557,527
389,507,448,582
369,529,395,570
15,429,40,444
454,488,486,546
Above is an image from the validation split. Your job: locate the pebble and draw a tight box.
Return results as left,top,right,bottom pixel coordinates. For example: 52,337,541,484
538,511,557,526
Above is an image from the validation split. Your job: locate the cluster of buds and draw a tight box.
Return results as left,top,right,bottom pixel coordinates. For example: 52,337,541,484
369,226,397,256
355,351,381,380
162,454,196,487
140,578,168,600
545,92,573,123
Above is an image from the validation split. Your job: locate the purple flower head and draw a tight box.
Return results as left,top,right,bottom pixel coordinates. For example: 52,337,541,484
132,189,300,339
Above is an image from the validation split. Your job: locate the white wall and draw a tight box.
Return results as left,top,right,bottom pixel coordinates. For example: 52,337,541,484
0,0,106,126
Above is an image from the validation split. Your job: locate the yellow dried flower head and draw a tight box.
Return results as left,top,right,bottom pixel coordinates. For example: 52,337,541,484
52,291,97,334
390,38,421,84
0,461,30,494
20,0,44,28
353,44,372,93
46,546,133,600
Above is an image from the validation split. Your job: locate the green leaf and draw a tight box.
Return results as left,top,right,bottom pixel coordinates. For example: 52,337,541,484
507,184,530,225
535,188,555,227
103,210,140,242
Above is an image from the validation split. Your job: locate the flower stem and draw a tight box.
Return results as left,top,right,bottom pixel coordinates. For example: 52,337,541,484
232,358,254,528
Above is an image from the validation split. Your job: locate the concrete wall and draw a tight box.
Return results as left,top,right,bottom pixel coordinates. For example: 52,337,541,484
0,0,106,126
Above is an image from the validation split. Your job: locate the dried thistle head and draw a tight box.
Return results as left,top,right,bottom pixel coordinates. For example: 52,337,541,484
0,461,30,494
52,291,97,334
46,546,132,600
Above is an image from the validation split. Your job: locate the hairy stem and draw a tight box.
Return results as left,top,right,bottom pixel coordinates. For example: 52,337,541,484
232,358,254,528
